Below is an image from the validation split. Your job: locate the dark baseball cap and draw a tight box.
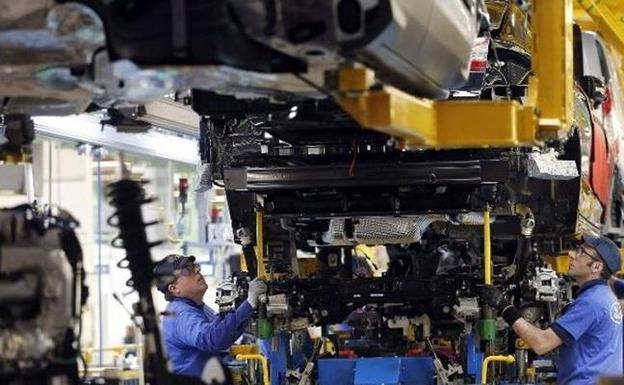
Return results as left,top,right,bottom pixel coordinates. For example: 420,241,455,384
583,234,622,274
153,254,196,293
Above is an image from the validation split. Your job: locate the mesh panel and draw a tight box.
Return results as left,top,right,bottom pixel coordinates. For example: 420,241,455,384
322,215,448,245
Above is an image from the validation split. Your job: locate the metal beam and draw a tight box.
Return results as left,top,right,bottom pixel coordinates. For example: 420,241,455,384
337,84,537,149
34,115,199,165
224,160,509,190
433,101,537,148
533,0,574,134
141,99,200,138
338,86,437,146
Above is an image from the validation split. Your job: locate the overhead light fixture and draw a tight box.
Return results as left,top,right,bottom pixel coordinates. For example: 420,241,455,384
34,114,198,165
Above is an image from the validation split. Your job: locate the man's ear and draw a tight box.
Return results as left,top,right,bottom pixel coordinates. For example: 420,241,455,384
593,261,604,274
168,282,178,295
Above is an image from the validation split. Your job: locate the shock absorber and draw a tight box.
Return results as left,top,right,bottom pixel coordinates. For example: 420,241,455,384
107,179,168,381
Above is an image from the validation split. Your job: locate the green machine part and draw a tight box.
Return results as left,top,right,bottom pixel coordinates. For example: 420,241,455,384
479,318,497,341
257,304,273,339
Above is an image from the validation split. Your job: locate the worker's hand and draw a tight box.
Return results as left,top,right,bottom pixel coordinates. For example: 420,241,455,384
480,285,506,310
480,285,521,326
247,278,268,309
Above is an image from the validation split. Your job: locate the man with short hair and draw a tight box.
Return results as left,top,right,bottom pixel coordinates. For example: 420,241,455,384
481,234,623,385
154,254,267,378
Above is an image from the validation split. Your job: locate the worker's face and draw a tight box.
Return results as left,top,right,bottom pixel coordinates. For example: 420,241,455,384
168,262,208,299
568,243,604,281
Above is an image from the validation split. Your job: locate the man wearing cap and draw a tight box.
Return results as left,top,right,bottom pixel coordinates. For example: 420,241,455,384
481,234,623,384
154,254,267,378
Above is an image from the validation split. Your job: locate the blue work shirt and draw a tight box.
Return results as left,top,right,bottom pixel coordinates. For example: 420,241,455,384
162,297,254,378
551,279,623,385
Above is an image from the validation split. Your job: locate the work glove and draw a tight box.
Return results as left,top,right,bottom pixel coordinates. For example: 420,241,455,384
480,285,521,326
247,278,268,309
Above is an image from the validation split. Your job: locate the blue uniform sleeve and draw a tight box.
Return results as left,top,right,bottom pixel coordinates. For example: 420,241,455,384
173,300,254,354
552,298,596,346
612,278,624,299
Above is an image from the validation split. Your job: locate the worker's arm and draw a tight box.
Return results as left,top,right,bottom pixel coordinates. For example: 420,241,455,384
172,279,266,353
175,301,254,353
482,285,596,355
480,285,571,356
510,319,562,355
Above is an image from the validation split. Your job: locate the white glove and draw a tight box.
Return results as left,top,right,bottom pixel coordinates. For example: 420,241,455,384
247,278,268,309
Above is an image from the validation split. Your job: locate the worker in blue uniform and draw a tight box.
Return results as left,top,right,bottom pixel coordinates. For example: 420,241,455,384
481,234,623,385
154,254,267,378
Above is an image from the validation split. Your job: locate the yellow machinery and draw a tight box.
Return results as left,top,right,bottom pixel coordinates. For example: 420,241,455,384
481,355,516,385
484,206,492,286
335,1,572,148
334,0,624,151
230,344,271,385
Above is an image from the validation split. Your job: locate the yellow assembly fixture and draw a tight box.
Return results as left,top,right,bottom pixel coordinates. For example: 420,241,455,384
337,81,537,149
338,66,375,92
532,0,574,134
332,0,624,149
484,206,492,285
254,210,268,280
481,355,516,385
230,344,259,356
235,354,270,385
334,1,582,149
480,205,496,342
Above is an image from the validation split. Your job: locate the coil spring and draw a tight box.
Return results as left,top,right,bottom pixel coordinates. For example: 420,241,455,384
106,179,163,290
